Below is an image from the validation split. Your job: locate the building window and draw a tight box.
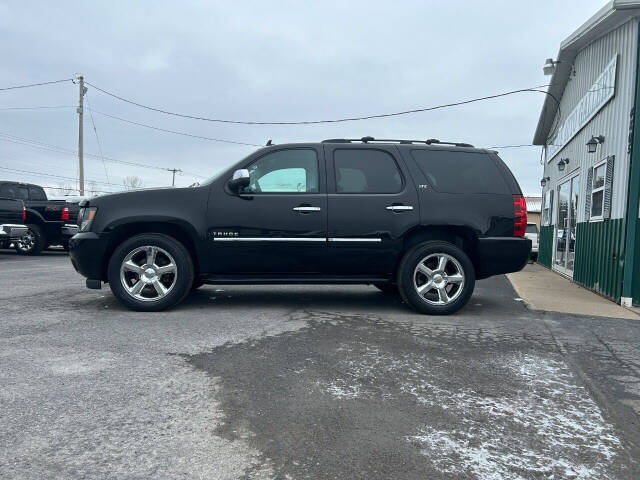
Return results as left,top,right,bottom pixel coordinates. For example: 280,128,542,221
590,160,607,219
542,190,553,225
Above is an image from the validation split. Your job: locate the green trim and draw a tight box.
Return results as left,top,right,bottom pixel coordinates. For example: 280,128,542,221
538,225,554,267
621,23,640,300
573,219,625,301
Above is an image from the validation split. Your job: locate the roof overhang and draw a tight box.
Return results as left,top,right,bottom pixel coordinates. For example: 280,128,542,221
533,1,640,145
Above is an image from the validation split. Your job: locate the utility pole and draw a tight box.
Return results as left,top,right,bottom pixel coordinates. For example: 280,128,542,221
77,75,87,196
167,168,182,186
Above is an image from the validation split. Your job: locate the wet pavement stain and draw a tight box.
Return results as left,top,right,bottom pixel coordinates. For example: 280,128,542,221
187,312,639,479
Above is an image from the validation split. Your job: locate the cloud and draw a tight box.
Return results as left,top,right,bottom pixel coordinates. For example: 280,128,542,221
0,0,609,195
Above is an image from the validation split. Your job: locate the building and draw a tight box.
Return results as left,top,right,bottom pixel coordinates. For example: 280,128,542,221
525,196,542,227
534,1,640,306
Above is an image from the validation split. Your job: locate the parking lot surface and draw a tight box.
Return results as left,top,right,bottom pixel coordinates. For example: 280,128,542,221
1,250,639,479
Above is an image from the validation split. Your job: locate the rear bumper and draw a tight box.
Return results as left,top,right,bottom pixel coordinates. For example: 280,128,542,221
61,224,79,237
0,224,28,241
68,231,109,281
475,237,531,279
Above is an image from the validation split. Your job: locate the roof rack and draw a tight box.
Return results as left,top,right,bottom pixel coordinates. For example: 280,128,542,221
321,136,474,147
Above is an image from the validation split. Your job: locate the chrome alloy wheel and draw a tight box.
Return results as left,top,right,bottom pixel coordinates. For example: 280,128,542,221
120,246,177,302
16,230,35,252
413,253,465,305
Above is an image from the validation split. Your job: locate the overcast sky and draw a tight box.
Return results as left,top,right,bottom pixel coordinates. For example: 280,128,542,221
0,0,609,196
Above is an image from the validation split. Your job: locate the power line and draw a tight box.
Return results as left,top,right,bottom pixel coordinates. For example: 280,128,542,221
488,144,538,149
85,93,111,184
89,108,262,146
0,131,207,179
86,80,555,125
0,105,75,110
0,78,74,92
0,165,121,189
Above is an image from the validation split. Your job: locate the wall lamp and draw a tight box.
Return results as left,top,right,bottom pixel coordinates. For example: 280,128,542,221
540,176,550,187
557,158,570,172
587,135,605,153
543,58,560,76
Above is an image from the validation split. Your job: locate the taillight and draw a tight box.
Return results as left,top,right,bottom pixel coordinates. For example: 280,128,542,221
61,206,70,221
22,204,26,221
513,194,527,237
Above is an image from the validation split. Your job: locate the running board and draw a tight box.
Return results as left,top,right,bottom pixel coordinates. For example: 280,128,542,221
200,275,389,285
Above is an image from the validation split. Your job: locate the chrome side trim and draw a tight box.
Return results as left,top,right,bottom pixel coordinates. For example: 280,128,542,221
213,237,326,242
328,238,382,242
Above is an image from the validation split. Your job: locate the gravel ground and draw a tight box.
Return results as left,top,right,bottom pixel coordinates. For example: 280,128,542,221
1,249,639,479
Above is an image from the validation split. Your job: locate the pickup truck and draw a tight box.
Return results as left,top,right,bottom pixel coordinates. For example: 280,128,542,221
0,196,27,247
0,181,80,254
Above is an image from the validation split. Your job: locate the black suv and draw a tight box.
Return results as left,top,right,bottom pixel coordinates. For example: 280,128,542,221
69,138,530,314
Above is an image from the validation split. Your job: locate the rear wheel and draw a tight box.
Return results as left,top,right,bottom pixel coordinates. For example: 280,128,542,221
14,224,45,255
398,240,475,315
108,233,194,311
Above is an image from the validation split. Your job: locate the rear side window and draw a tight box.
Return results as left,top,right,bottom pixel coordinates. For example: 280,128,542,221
334,149,402,193
29,187,46,200
16,187,29,201
0,184,16,199
411,150,509,194
526,224,538,234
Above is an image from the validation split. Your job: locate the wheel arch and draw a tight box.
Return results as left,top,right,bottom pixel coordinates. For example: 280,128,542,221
24,209,45,225
398,225,479,279
101,219,201,281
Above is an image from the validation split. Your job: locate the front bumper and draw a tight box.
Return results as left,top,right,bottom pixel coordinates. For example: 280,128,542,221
0,224,28,241
475,237,531,279
68,231,110,281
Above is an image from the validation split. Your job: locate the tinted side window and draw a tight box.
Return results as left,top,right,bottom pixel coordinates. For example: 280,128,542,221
411,150,509,194
16,187,29,201
243,149,318,193
29,187,47,201
525,224,538,234
334,149,402,194
0,184,16,199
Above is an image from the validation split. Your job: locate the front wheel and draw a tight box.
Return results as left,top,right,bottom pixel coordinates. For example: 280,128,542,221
398,241,475,315
107,233,194,311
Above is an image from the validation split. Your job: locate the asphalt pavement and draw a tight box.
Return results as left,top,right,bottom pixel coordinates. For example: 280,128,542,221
1,249,639,479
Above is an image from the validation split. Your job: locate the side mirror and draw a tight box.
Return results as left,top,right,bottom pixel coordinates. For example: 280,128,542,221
228,169,250,192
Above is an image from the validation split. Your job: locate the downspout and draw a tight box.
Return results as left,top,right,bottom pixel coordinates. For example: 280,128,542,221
621,20,640,306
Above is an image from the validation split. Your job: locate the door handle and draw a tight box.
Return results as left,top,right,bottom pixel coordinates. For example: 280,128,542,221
386,205,414,212
293,206,321,212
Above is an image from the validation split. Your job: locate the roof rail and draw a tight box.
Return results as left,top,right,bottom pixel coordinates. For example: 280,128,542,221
321,136,474,147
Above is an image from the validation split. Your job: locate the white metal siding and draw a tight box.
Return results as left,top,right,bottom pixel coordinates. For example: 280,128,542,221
543,19,638,221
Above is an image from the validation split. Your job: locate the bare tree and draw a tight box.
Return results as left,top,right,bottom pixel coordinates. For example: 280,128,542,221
55,183,75,196
122,176,144,190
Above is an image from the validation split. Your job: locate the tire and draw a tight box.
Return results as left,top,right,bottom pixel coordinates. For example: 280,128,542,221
397,240,475,315
62,241,70,252
373,282,398,294
107,233,194,312
14,224,46,255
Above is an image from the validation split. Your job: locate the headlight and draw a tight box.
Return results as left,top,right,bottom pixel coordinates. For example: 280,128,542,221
78,207,97,232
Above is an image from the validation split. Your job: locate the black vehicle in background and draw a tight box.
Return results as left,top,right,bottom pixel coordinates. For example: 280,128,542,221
0,196,27,247
0,181,80,254
69,137,531,314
